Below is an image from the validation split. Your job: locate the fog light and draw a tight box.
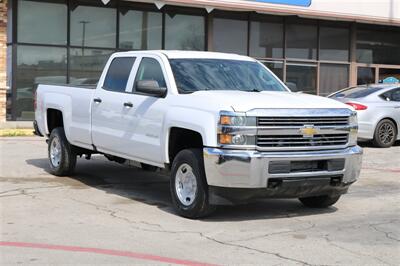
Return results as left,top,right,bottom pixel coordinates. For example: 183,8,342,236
232,135,246,145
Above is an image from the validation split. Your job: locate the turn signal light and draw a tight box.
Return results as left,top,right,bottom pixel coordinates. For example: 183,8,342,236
219,134,232,144
346,102,368,110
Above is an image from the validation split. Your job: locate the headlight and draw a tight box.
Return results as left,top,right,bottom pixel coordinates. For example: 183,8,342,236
348,112,358,146
218,112,256,147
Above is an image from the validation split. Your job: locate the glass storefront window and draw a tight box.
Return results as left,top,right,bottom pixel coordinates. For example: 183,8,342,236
16,45,67,120
17,0,67,45
319,26,349,62
119,9,162,50
165,13,205,50
250,18,284,59
357,25,400,65
213,17,248,55
69,48,114,84
286,63,317,94
378,69,400,84
261,61,284,80
286,21,317,60
319,64,349,96
357,67,376,85
70,5,116,48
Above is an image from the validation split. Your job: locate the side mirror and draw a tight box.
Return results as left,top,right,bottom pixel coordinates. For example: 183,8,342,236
136,80,167,97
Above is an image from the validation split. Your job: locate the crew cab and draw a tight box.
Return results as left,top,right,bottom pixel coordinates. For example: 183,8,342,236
34,51,363,218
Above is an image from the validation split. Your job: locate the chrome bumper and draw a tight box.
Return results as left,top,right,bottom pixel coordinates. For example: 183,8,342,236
203,146,363,188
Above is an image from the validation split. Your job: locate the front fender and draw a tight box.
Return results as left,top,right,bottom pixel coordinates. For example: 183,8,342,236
162,107,219,163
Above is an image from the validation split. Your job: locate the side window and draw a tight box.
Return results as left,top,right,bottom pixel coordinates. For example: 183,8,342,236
134,57,166,91
381,88,400,102
103,57,136,92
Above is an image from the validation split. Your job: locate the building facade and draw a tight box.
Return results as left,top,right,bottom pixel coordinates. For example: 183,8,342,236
2,0,400,121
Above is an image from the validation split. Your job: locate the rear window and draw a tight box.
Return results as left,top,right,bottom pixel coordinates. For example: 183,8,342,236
331,86,383,98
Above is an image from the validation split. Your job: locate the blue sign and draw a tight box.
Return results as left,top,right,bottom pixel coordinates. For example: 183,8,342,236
382,77,399,84
248,0,312,7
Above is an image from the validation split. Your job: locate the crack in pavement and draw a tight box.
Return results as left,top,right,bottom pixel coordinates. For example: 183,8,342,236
0,185,63,198
69,197,320,266
321,233,392,265
368,221,400,243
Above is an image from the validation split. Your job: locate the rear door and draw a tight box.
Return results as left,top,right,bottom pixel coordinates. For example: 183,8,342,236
91,56,136,154
381,88,400,138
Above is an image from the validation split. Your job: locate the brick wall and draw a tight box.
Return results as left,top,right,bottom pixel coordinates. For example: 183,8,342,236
0,0,7,122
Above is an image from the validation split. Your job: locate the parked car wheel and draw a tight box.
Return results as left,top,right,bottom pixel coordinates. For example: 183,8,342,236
170,149,216,218
299,195,341,208
48,127,77,176
372,119,397,148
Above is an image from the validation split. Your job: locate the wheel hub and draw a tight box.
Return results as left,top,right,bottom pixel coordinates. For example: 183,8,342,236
50,137,62,167
379,123,395,144
175,163,197,206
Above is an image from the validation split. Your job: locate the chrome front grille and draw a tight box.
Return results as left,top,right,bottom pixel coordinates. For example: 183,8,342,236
257,116,349,127
257,134,349,148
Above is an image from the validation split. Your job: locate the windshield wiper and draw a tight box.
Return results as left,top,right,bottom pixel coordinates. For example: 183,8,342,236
243,88,262,92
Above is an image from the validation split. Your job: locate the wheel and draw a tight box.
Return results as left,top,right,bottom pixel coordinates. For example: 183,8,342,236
48,127,77,176
170,149,216,218
299,195,341,208
372,119,397,148
141,163,158,172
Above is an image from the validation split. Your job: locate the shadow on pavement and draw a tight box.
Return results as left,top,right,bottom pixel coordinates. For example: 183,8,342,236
26,156,337,221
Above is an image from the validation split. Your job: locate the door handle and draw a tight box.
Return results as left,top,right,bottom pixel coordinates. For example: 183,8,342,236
93,98,102,103
123,102,133,108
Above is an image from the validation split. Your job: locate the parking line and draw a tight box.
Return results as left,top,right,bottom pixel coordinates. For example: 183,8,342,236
0,241,217,266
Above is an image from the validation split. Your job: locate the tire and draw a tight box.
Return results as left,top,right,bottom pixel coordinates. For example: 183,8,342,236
170,149,216,218
372,119,397,148
299,195,341,208
141,163,158,172
48,127,77,176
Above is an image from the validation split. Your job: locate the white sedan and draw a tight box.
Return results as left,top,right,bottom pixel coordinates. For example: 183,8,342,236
329,84,400,148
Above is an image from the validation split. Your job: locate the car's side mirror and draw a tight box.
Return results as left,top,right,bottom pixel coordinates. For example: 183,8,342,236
136,80,167,97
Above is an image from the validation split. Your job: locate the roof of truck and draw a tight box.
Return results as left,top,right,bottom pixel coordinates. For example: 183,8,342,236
114,50,255,61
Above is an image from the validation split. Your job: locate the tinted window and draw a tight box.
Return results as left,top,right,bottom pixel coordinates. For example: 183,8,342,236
165,14,205,50
319,64,349,96
119,9,162,50
286,64,317,94
319,26,349,61
250,18,283,58
213,18,248,55
331,86,383,99
135,58,166,91
381,88,400,102
286,21,317,60
18,0,67,45
70,5,116,48
169,59,287,93
103,57,135,92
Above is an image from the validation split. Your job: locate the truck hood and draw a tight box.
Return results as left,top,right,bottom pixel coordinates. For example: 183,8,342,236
187,90,350,112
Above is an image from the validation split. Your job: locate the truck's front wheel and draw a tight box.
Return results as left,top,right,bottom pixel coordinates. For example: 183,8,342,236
48,127,77,176
299,194,341,208
170,149,215,218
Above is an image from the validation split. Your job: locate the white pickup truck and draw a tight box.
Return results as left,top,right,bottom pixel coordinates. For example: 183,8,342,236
34,51,362,218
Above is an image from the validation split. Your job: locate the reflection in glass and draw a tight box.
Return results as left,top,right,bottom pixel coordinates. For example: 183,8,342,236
378,69,400,83
357,67,375,85
69,48,113,84
261,61,284,80
213,18,248,55
320,26,349,62
319,64,349,96
18,0,67,45
70,5,116,48
357,26,400,65
119,9,162,50
250,20,283,58
286,64,317,94
165,14,205,50
16,46,67,120
286,23,317,60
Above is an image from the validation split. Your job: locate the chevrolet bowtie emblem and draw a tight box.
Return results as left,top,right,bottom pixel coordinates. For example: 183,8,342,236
300,125,318,138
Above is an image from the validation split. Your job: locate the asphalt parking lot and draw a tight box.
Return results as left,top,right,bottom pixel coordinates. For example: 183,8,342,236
0,137,399,265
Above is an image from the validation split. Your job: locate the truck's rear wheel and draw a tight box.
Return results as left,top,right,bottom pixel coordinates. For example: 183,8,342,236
48,127,77,176
299,194,341,208
170,149,215,218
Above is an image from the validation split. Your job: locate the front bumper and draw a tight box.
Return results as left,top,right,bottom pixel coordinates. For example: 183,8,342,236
203,146,362,203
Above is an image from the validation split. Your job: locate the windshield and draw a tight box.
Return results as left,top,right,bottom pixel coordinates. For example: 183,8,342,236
330,86,384,98
169,59,287,94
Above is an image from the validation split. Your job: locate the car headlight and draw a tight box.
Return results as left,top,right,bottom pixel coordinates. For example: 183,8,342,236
348,111,358,146
218,112,256,147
